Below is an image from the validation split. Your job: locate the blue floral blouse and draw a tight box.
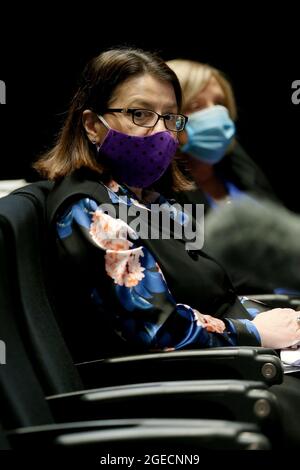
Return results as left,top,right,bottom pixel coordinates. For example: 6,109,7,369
56,179,261,352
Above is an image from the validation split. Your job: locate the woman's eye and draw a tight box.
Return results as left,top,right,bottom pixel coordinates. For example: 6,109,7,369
134,111,143,118
190,103,204,112
134,110,150,118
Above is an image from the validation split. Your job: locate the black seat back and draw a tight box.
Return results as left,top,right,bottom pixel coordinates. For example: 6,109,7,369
14,181,135,363
0,225,54,429
0,184,83,395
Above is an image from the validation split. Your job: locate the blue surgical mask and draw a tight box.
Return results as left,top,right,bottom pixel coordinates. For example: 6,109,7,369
181,105,236,164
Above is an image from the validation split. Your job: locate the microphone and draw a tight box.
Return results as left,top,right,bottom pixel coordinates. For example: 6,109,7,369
204,199,300,290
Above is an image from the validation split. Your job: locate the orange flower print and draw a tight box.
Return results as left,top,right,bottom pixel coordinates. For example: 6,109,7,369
105,248,145,287
107,180,120,192
90,210,145,287
193,310,225,333
203,315,226,333
90,210,136,251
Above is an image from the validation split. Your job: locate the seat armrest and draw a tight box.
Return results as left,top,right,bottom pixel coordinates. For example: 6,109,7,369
242,294,300,309
46,379,282,443
54,419,270,450
6,418,203,447
8,419,270,450
75,348,283,389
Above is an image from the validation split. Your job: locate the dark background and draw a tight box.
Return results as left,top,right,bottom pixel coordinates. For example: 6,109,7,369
0,8,299,210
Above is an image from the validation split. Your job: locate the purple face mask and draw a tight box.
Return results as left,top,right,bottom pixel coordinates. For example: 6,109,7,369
97,116,178,188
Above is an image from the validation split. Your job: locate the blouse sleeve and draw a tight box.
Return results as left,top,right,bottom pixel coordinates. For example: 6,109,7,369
56,197,261,351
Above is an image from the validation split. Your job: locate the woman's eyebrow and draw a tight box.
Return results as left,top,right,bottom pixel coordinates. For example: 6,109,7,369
126,98,177,110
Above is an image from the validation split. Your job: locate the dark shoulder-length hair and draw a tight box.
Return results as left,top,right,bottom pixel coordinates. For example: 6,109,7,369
33,47,193,191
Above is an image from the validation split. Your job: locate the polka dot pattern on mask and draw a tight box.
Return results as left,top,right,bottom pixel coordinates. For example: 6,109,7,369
98,130,178,187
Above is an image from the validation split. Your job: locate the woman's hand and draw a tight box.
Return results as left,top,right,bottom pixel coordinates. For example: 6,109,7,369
252,308,300,349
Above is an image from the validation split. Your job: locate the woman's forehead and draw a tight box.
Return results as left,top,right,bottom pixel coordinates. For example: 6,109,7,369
198,76,224,98
111,74,177,108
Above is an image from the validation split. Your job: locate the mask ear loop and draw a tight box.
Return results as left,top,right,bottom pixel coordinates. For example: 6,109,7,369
94,115,112,151
97,114,111,129
88,115,110,145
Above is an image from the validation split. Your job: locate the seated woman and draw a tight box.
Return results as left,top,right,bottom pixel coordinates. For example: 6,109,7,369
33,48,300,364
165,59,280,209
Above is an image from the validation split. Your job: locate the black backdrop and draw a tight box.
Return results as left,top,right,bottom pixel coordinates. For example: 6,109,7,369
0,8,299,211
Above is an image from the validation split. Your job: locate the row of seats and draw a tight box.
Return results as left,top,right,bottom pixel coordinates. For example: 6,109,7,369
0,181,292,450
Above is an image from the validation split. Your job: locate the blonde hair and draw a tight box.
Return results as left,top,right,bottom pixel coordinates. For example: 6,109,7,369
166,59,237,121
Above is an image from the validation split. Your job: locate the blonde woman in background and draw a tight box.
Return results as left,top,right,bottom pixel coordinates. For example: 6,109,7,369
166,59,279,210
